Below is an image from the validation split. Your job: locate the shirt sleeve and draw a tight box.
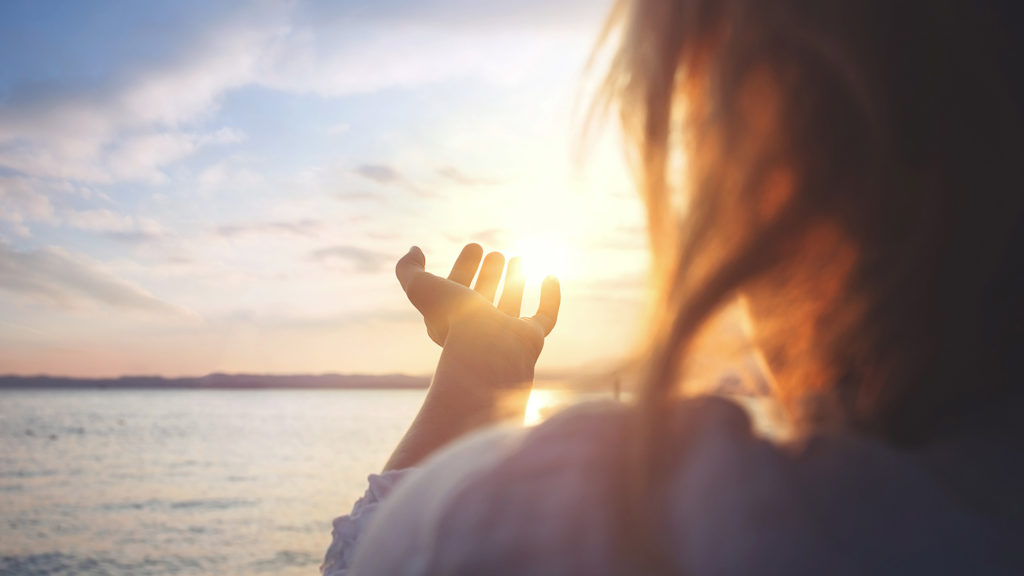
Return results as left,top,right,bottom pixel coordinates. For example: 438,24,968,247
346,424,525,576
320,469,413,576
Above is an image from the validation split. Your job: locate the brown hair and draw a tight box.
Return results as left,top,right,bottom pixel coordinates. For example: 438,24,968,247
600,0,1024,569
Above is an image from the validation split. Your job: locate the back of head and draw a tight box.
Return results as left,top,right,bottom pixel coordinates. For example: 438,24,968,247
604,0,1024,445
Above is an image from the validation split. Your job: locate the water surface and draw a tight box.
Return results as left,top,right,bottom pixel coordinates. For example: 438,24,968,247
0,389,426,576
0,386,777,575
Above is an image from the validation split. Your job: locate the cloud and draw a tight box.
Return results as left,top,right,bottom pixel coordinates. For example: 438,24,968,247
291,0,603,32
213,306,416,330
196,161,263,195
309,245,393,273
106,129,245,184
46,179,113,203
354,164,402,185
452,228,506,246
353,163,431,197
0,243,184,314
0,12,276,184
215,219,323,238
64,209,165,242
437,166,498,187
0,125,245,185
0,177,56,236
0,0,598,187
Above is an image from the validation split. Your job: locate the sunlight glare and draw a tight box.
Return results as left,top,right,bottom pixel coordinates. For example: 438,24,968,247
523,388,569,425
509,233,577,283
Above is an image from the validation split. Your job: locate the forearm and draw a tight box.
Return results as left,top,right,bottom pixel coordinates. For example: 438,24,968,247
383,322,536,471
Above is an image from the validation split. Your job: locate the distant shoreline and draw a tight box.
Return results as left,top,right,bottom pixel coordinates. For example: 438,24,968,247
0,373,431,390
0,369,614,391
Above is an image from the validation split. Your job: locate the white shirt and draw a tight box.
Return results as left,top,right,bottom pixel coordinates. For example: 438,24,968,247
322,396,1024,575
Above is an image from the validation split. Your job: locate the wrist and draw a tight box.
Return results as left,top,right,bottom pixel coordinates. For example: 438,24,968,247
442,313,540,379
433,339,534,404
426,319,538,427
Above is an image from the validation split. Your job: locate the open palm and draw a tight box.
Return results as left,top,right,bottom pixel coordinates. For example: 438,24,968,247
395,243,560,361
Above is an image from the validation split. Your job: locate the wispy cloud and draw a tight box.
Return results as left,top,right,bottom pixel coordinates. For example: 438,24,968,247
215,219,323,239
0,243,184,314
437,166,498,187
452,228,506,246
213,306,416,330
196,161,263,195
353,163,432,197
354,164,403,186
65,209,165,243
0,7,273,184
0,176,56,236
0,0,587,186
309,244,393,273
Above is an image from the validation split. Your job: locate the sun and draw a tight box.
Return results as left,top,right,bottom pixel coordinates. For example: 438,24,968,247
507,233,577,283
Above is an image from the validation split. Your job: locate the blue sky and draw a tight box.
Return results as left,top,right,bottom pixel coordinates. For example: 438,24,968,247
0,0,650,377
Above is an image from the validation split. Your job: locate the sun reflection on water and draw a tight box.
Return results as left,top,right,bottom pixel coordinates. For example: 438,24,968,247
523,387,573,425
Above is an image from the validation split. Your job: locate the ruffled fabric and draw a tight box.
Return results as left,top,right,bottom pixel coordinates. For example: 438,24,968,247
320,469,411,576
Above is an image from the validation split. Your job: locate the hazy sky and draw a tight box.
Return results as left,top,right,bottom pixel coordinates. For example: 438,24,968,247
0,0,650,377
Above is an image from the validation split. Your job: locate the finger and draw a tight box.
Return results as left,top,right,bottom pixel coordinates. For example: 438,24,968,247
497,257,525,316
396,247,446,316
527,275,561,335
395,246,427,293
474,251,505,303
447,243,484,287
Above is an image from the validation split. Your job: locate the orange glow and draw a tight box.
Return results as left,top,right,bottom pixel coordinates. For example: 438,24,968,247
523,388,570,425
508,233,578,283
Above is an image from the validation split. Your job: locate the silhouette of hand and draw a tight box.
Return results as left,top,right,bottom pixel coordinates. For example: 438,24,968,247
382,243,561,470
395,243,560,362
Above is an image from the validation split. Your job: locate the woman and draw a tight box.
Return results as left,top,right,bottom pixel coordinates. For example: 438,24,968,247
323,0,1024,574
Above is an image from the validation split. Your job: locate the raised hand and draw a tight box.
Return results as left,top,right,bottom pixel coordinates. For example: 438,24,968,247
395,243,560,360
384,243,561,470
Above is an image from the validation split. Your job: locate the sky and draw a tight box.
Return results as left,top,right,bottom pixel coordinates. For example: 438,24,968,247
0,0,651,378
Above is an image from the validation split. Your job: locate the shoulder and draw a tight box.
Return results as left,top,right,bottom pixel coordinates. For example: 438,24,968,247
351,395,807,576
422,396,760,575
352,394,1024,576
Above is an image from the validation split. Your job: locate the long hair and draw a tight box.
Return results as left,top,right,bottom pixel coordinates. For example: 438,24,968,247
600,0,1024,570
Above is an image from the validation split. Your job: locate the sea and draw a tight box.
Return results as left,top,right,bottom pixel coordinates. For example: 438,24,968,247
0,386,781,576
0,387,590,576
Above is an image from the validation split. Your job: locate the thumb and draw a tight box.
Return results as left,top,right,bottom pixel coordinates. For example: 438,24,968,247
395,246,426,293
395,246,449,318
